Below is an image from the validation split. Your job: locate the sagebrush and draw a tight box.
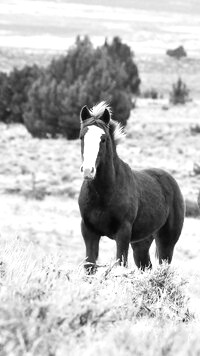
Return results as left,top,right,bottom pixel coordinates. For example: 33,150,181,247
0,238,192,356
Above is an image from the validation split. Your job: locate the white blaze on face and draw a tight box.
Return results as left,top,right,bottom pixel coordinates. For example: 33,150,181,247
82,126,104,179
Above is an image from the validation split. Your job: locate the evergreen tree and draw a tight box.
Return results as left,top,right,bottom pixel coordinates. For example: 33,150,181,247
0,72,11,122
0,65,40,123
104,36,141,93
19,36,141,139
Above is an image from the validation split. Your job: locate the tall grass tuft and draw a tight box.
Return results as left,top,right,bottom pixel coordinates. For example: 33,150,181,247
169,77,190,105
0,239,193,355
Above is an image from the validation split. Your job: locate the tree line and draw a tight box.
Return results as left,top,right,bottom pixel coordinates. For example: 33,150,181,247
0,36,141,139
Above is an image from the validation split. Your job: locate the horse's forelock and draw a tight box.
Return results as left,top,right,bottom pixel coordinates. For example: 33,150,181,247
89,101,112,119
80,102,125,144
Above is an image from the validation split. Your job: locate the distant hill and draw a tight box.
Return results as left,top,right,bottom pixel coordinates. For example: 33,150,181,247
63,0,200,14
0,0,200,56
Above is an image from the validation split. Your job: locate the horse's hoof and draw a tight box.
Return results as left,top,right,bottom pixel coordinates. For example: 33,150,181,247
84,263,97,275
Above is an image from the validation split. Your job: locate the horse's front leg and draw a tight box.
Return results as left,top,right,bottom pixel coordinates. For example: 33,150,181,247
81,220,101,274
115,223,132,267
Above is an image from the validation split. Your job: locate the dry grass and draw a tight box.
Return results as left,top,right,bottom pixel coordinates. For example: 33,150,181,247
0,238,195,356
0,99,200,201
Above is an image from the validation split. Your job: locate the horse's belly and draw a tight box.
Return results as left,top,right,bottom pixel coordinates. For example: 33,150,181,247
131,226,159,242
131,208,168,242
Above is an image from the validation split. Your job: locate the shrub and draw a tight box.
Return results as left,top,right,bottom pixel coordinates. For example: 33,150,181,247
185,199,200,218
169,77,190,105
24,73,61,138
0,65,41,124
166,46,187,59
141,88,159,99
24,36,140,139
190,124,200,135
103,36,141,94
0,72,11,122
193,163,200,175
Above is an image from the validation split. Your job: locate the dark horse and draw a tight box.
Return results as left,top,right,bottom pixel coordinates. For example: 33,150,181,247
78,102,185,272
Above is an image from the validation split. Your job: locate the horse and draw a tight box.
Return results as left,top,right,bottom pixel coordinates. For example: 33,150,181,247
78,102,185,273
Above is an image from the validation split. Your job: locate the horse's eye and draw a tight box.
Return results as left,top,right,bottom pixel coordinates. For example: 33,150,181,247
101,137,106,143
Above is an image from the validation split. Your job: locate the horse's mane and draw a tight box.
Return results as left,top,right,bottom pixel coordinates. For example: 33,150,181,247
89,102,125,144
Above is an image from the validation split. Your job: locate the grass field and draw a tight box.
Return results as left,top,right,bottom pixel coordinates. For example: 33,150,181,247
0,99,200,354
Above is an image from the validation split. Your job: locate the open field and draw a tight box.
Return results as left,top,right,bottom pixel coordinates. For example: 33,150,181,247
0,99,200,354
0,98,199,265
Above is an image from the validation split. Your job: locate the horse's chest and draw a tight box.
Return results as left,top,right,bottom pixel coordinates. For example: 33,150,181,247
83,206,119,237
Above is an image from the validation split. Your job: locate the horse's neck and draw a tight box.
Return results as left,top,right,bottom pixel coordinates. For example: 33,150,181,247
93,140,119,199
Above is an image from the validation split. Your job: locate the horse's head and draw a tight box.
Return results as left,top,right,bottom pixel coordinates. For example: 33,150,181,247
79,103,111,180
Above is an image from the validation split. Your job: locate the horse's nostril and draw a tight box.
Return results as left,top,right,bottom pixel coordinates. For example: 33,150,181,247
91,167,94,173
80,165,83,172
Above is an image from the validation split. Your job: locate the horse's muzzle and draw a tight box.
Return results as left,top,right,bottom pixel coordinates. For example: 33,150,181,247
80,166,95,180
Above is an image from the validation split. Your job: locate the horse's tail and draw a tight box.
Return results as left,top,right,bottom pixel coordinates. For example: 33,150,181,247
198,190,200,210
155,246,159,260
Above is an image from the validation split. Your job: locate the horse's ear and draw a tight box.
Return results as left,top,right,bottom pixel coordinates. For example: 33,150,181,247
101,108,110,125
80,105,91,122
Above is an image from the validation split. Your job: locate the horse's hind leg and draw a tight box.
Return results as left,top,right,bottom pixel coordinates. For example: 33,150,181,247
131,236,154,270
156,176,185,264
155,229,176,264
155,211,184,264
